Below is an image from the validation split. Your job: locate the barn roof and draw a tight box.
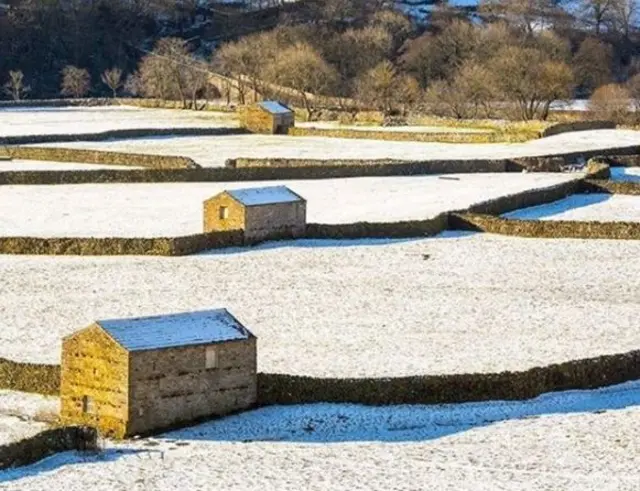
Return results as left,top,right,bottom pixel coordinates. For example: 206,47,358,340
258,100,292,115
226,185,304,207
97,308,252,352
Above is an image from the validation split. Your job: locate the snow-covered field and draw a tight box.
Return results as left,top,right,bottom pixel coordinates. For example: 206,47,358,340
504,194,640,222
1,233,639,375
1,382,639,490
0,391,58,445
0,106,237,137
0,160,143,171
0,174,576,238
611,166,640,182
34,129,640,167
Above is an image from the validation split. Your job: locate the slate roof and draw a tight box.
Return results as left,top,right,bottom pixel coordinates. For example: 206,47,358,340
258,101,292,115
226,185,304,207
97,308,251,352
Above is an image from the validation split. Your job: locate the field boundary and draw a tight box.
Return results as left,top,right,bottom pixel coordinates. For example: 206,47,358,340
1,176,639,256
539,120,616,138
0,426,98,470
258,348,640,405
287,126,534,144
7,146,199,170
3,346,640,408
1,127,246,146
451,213,640,240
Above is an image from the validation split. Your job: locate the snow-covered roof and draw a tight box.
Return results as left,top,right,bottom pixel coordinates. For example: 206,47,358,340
97,308,251,352
227,185,304,207
258,101,292,115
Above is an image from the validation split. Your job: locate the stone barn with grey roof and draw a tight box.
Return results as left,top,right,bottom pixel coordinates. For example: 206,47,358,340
238,100,295,134
60,308,257,438
203,185,306,243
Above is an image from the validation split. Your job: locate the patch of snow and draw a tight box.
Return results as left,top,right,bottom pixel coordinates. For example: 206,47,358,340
504,194,640,222
34,130,640,168
0,160,143,171
0,391,59,445
2,384,640,490
0,106,237,137
611,166,640,183
0,174,576,238
0,233,638,376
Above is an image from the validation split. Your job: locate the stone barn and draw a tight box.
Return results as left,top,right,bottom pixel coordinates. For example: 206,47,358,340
60,308,257,439
203,185,306,243
238,101,295,134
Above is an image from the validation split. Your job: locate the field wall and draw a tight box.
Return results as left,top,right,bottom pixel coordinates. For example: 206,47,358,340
0,426,98,470
1,127,245,146
453,213,640,240
257,349,640,406
8,147,198,170
540,120,617,138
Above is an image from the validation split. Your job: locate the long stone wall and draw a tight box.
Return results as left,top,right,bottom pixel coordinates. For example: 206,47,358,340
257,348,640,406
453,213,640,240
540,120,616,138
0,357,60,395
8,147,199,170
287,126,521,143
2,127,245,146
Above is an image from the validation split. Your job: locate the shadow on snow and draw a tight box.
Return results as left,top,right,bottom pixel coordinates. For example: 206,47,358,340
503,193,612,220
0,448,156,484
198,231,476,256
161,380,640,444
611,167,640,183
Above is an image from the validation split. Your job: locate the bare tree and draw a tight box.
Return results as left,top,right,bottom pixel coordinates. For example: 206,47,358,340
101,68,123,98
214,32,279,103
627,74,640,115
268,43,338,120
480,0,558,34
426,62,496,119
136,37,212,109
3,70,30,101
589,83,631,122
609,0,639,38
355,61,419,116
578,0,615,34
323,26,393,94
489,46,574,120
60,66,91,98
573,38,613,94
402,20,478,88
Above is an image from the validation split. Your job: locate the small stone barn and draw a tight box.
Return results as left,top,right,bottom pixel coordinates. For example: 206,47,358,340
60,308,257,439
203,185,307,243
238,100,295,134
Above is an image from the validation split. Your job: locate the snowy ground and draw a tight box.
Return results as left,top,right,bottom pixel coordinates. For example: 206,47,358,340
0,391,58,445
0,160,143,171
33,129,640,167
611,166,640,183
0,106,237,137
1,382,639,490
504,194,640,222
0,174,576,238
1,233,639,375
296,121,493,133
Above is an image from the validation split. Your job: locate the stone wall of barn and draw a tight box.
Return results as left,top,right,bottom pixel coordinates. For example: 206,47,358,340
238,106,276,134
126,338,257,437
203,192,246,233
245,201,307,242
60,325,129,438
